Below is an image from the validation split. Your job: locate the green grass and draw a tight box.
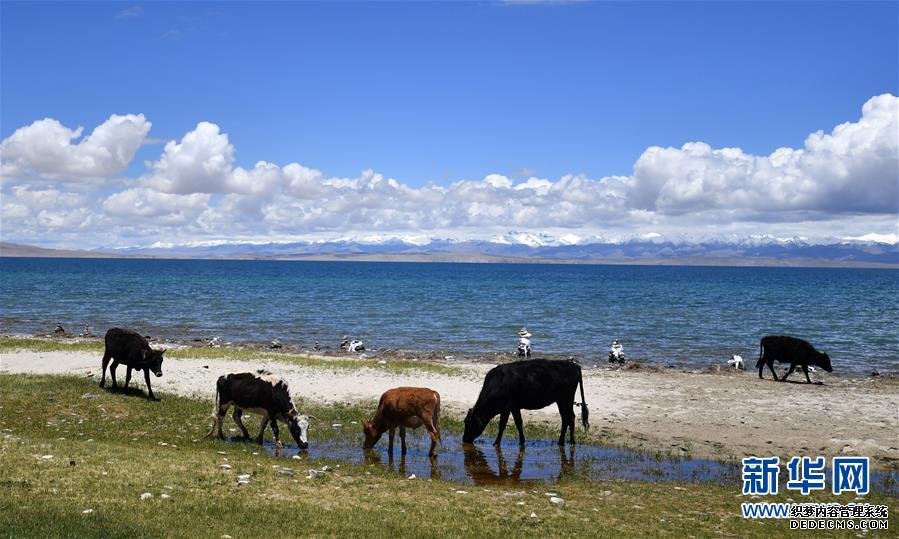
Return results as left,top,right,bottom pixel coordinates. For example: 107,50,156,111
0,336,465,376
1,374,894,538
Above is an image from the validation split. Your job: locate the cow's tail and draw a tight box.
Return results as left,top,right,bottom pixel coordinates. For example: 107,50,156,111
577,366,589,431
204,377,223,439
756,339,765,370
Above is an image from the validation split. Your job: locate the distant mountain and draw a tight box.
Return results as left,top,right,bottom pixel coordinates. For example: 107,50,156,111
3,234,897,267
105,233,899,267
0,242,131,259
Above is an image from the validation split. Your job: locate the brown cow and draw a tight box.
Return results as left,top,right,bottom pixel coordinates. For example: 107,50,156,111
362,387,441,457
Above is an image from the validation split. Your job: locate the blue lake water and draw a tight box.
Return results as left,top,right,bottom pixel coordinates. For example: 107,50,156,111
1,258,897,374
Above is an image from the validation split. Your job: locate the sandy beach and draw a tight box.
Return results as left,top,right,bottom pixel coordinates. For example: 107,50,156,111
1,349,897,470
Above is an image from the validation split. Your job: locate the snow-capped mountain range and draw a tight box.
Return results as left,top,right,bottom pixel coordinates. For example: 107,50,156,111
99,231,899,266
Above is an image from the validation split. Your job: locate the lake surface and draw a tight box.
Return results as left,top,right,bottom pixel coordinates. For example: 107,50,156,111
1,258,897,374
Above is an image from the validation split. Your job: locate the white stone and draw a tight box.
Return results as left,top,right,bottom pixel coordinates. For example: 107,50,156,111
140,492,153,500
550,497,565,506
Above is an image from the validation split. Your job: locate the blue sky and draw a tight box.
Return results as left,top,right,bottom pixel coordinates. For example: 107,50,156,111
1,1,897,248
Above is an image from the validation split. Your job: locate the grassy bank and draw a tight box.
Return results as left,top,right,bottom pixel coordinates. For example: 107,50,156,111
1,375,894,538
0,336,464,376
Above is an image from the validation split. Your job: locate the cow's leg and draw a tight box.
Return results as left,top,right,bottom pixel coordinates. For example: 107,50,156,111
563,401,576,445
555,402,572,445
802,364,814,384
399,425,407,455
388,427,395,455
511,409,526,447
269,418,280,445
206,403,228,440
143,368,157,400
109,360,120,388
100,351,111,387
232,409,251,439
493,411,510,446
781,363,797,382
124,366,132,389
422,412,440,457
767,359,779,381
256,418,269,444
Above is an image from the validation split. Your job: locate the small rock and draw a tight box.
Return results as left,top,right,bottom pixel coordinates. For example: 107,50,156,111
331,423,342,428
222,535,232,539
276,468,294,476
82,509,93,515
550,497,565,506
217,451,227,456
455,490,468,494
530,512,537,518
140,492,153,500
321,465,332,472
160,493,171,500
220,464,232,470
291,454,302,460
237,474,251,481
516,501,525,505
307,469,321,479
41,455,53,460
544,492,558,497
407,474,416,480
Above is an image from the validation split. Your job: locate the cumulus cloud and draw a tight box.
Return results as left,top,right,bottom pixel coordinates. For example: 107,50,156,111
628,93,898,215
0,114,151,180
1,94,896,248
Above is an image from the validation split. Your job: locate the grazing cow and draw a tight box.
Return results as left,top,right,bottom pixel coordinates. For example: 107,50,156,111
205,370,310,449
99,328,166,400
757,335,833,384
463,359,589,447
363,387,441,457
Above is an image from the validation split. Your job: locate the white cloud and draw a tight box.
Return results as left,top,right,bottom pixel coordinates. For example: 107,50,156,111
628,94,898,215
1,94,896,249
1,114,150,180
141,121,234,194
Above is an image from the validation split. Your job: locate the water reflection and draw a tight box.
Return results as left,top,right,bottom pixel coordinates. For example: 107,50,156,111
252,431,897,496
364,449,441,480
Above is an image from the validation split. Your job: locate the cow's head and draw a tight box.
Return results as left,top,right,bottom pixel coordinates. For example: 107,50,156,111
819,352,834,373
362,421,382,449
144,348,165,377
462,408,487,444
287,413,310,450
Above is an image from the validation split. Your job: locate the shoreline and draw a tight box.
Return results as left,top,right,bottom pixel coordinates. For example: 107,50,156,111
7,331,897,378
2,339,897,471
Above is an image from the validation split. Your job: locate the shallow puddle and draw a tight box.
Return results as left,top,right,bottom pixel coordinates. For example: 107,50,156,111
238,429,899,495
221,425,899,496
252,429,734,485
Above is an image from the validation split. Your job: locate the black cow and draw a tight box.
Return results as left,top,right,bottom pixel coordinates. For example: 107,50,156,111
463,359,589,447
757,335,833,384
99,327,166,400
205,370,310,449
